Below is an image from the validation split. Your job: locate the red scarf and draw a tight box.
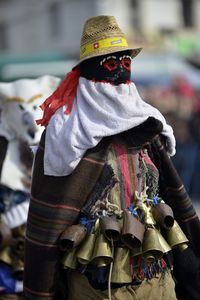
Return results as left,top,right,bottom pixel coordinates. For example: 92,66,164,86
36,66,80,127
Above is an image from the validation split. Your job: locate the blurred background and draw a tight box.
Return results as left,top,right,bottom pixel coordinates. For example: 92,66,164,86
0,0,200,210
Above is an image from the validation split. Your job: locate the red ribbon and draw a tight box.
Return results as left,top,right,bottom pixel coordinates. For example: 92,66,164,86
36,66,80,127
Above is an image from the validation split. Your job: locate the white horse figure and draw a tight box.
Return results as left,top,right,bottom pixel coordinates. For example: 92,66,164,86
0,75,60,191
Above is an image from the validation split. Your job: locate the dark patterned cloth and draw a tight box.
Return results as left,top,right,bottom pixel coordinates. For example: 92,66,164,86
148,135,200,300
149,135,200,255
24,131,111,300
23,130,200,300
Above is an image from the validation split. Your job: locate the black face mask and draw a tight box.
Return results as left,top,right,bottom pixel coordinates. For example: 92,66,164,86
80,51,132,85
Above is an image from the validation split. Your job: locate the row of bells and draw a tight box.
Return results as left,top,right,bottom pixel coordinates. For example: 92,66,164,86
60,203,189,283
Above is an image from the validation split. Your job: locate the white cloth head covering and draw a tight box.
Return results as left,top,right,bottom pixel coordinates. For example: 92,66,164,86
44,78,176,176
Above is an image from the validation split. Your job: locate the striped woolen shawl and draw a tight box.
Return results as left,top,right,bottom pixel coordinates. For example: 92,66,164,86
23,131,200,300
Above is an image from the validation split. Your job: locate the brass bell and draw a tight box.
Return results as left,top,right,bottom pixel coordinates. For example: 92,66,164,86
100,215,121,241
59,224,87,251
165,220,189,249
157,231,171,254
142,228,164,263
111,247,132,284
76,232,97,265
152,203,174,229
91,233,113,267
0,247,12,265
121,210,145,250
61,247,78,269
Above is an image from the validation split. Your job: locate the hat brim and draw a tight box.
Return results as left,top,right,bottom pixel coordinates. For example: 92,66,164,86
79,47,142,64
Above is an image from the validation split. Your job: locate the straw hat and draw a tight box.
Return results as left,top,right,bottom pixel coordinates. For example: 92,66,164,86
80,15,142,62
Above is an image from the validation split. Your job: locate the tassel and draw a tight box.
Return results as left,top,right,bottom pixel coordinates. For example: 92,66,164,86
36,66,80,126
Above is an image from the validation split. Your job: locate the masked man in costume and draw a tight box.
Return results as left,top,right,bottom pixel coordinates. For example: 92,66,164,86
23,16,200,300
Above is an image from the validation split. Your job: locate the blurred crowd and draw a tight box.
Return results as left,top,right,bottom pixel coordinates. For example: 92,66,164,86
140,76,200,199
0,76,60,298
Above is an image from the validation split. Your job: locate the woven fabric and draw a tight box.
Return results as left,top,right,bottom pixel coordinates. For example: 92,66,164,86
23,131,110,300
148,135,200,255
67,269,177,300
79,15,141,62
147,135,200,300
105,140,159,210
81,16,126,45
